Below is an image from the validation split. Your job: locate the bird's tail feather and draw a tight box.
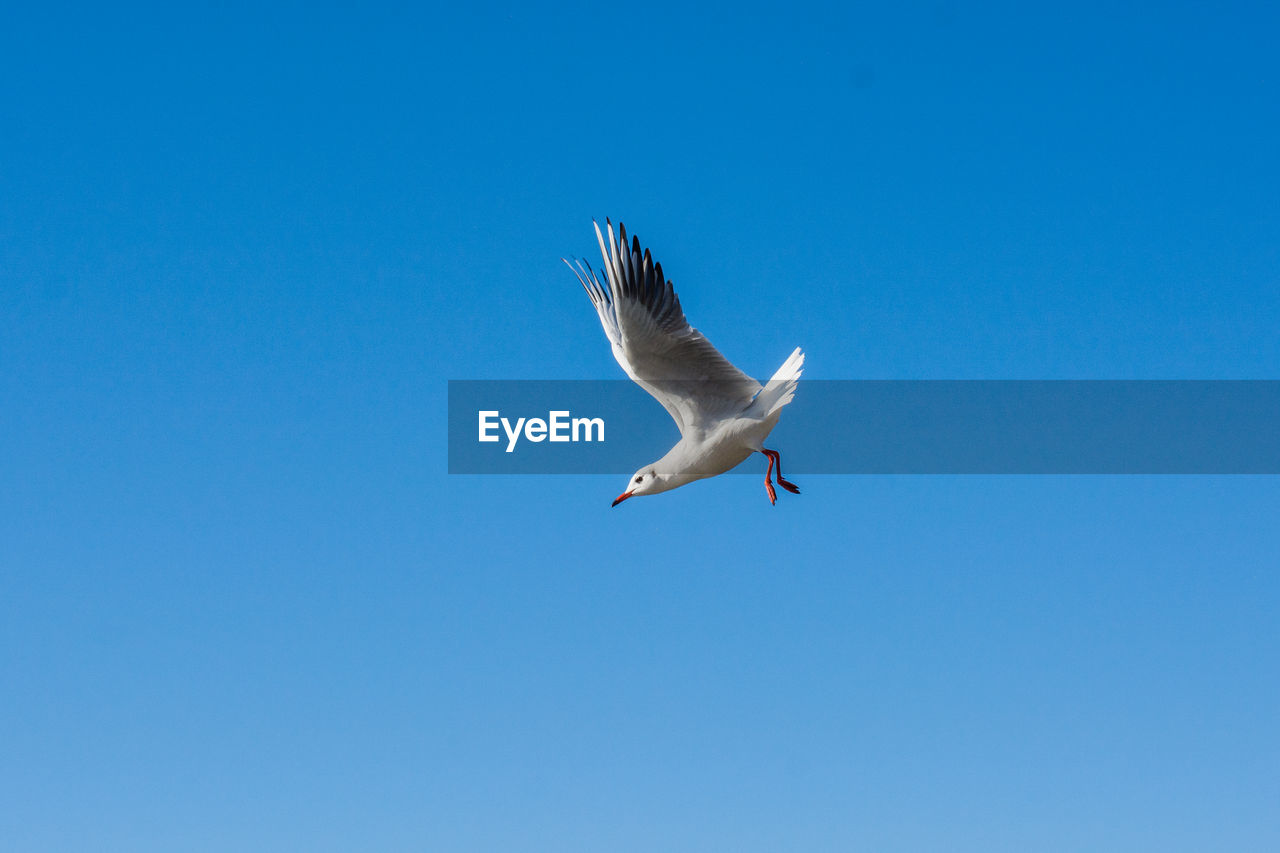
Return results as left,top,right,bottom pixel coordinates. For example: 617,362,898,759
755,347,804,417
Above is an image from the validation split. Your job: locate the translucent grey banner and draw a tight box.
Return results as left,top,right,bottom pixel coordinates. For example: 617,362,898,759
448,381,1280,474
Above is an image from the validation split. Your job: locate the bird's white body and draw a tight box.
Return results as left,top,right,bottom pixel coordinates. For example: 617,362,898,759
565,221,803,505
636,354,803,492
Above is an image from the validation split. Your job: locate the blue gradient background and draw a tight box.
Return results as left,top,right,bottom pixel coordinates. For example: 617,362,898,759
3,2,1278,850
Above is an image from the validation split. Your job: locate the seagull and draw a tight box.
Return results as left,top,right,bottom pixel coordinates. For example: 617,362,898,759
564,220,804,507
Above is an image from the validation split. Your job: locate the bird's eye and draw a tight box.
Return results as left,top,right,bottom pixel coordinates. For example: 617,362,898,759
635,475,644,483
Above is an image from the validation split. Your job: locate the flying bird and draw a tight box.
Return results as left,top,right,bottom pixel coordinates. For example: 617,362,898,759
564,220,804,506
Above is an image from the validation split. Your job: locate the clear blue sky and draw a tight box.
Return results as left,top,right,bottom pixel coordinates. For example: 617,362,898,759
3,2,1278,850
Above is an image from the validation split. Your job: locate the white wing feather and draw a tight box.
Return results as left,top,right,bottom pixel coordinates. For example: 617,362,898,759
564,220,762,437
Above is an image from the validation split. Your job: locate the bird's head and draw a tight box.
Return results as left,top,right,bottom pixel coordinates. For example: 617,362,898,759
612,466,670,506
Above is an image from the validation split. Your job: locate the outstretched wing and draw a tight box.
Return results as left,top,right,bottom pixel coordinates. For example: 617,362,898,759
565,220,762,437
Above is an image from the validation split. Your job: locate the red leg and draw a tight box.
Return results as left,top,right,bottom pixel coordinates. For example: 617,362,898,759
767,447,801,494
762,449,777,505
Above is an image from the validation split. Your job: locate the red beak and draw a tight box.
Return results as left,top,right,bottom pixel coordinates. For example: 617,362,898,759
611,491,634,507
